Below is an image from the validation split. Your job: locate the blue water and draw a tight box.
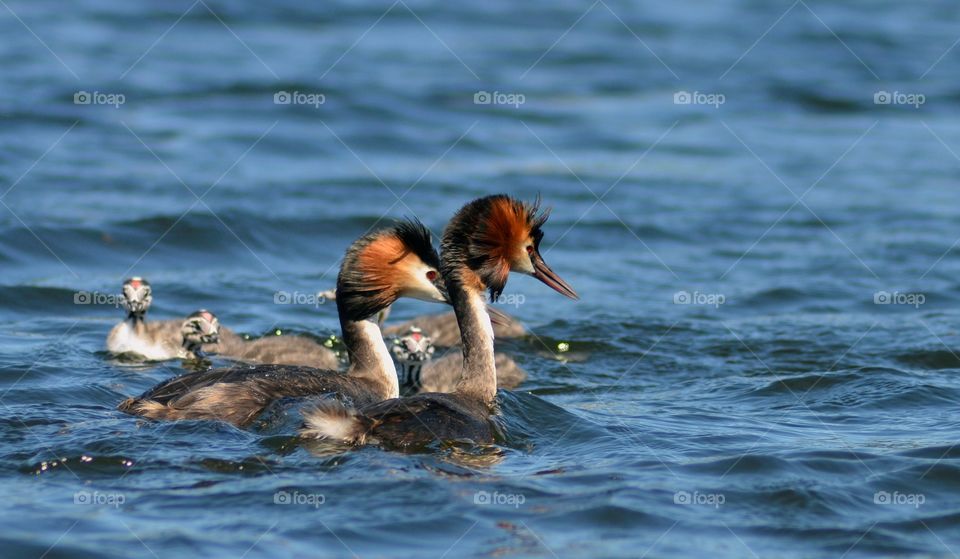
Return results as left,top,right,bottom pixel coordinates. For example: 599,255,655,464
3,0,960,557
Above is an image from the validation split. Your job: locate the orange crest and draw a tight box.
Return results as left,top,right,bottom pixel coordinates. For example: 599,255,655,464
470,196,548,298
354,234,410,303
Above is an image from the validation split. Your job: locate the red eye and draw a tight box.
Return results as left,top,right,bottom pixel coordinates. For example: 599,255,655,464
526,245,534,255
426,270,438,281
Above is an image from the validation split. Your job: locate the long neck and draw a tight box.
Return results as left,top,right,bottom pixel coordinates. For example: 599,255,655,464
126,311,146,336
181,340,202,360
341,316,399,399
450,278,497,404
398,361,424,392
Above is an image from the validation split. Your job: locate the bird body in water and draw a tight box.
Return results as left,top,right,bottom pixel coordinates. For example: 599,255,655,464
302,195,578,449
208,328,339,370
118,220,448,427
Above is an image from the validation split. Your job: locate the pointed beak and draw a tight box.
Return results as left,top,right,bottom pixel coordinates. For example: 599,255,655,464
531,251,578,300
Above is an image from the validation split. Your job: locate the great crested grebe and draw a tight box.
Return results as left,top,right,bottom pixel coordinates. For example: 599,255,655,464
389,326,526,394
107,277,201,361
118,220,448,427
301,194,577,448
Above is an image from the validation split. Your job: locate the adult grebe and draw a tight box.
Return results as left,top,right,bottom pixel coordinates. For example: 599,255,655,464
301,195,577,448
118,220,448,427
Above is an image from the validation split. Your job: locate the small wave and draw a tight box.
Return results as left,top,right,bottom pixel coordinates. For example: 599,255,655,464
679,453,796,476
895,349,960,370
751,370,865,396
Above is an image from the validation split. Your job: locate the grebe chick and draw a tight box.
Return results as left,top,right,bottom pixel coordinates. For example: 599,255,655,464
209,329,339,370
118,220,448,427
179,310,221,361
108,277,337,369
390,327,526,394
301,195,577,448
389,327,435,391
107,277,193,361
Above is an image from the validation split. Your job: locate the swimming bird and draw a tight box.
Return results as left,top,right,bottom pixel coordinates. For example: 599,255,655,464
301,194,577,448
106,277,198,361
389,326,526,393
207,323,339,370
179,310,222,361
118,220,448,427
107,276,339,369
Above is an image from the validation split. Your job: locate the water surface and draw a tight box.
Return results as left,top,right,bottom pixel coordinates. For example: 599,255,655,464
2,1,960,557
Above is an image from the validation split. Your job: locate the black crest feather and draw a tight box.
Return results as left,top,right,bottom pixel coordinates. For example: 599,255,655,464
336,219,438,321
394,218,440,270
441,194,549,300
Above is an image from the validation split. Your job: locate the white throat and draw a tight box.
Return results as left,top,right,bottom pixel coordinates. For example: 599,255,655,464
453,288,497,403
347,319,399,399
